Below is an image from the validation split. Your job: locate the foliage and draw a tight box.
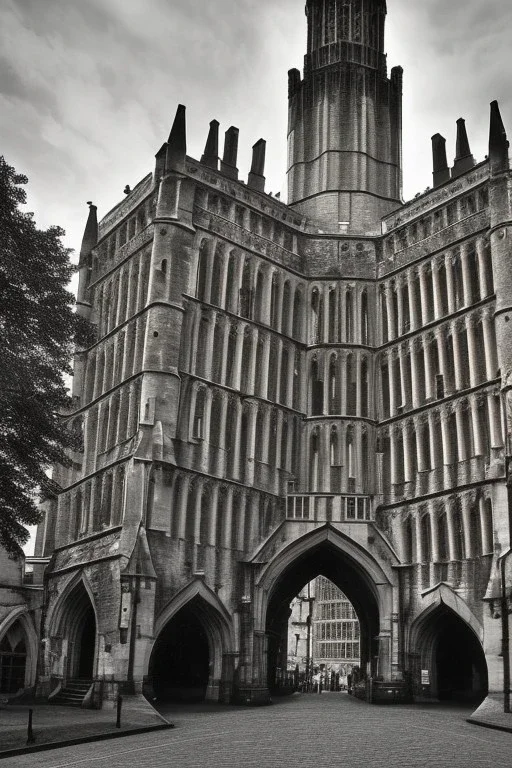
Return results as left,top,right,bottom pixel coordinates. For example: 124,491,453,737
0,156,92,556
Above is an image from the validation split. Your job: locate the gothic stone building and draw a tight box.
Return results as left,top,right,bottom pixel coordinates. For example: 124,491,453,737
25,0,512,711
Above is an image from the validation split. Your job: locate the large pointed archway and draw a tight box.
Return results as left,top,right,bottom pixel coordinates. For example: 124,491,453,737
255,526,395,690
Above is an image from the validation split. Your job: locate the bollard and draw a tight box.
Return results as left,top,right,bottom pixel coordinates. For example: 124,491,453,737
26,708,36,745
116,694,123,729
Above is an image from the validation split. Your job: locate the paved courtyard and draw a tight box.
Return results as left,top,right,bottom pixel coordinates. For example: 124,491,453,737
2,693,511,767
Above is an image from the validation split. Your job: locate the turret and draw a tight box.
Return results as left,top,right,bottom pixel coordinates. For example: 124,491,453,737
247,139,266,193
489,100,510,174
221,127,239,180
201,120,220,170
76,202,98,321
451,118,475,178
431,134,450,187
288,0,402,234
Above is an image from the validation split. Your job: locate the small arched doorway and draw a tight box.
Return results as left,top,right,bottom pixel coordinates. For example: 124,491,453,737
412,605,488,704
0,623,27,695
150,605,210,702
53,580,97,682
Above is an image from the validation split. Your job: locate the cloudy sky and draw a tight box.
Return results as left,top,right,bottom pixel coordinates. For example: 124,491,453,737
3,0,512,259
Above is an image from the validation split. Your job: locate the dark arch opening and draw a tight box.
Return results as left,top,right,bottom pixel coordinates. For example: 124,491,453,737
265,541,380,692
150,606,210,703
413,605,488,704
78,606,96,680
435,610,488,703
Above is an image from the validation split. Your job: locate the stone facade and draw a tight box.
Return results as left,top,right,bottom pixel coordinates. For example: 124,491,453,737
12,0,512,712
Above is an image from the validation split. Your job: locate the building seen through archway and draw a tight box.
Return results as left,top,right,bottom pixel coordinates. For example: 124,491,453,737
287,577,360,688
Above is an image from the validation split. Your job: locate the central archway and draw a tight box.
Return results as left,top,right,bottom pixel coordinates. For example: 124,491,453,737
259,528,392,690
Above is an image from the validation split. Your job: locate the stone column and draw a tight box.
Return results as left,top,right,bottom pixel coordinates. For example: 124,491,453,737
275,276,284,334
396,277,404,336
419,266,430,325
323,284,331,342
204,243,214,305
488,392,503,448
454,402,467,461
247,329,258,396
219,252,230,310
190,307,201,376
208,484,219,547
261,269,273,326
440,410,453,465
432,260,443,319
200,389,213,470
286,346,295,408
429,503,440,563
231,399,243,481
479,496,492,555
445,253,456,315
461,492,473,559
220,487,233,551
460,243,473,306
190,481,201,545
466,314,479,387
415,513,424,563
415,416,428,472
403,422,414,483
245,401,258,485
451,321,464,391
470,395,484,456
388,350,398,415
423,335,434,401
410,340,421,408
177,474,191,539
446,500,457,561
436,328,451,395
204,310,217,380
356,351,362,415
407,271,420,331
260,334,271,400
399,344,408,408
232,323,245,390
476,237,489,298
385,285,396,340
482,310,498,379
390,426,399,485
216,394,229,477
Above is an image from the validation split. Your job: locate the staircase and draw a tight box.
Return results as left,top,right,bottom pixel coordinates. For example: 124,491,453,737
51,679,93,706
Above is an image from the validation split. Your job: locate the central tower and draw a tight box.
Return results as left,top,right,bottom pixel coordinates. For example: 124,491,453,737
287,0,402,233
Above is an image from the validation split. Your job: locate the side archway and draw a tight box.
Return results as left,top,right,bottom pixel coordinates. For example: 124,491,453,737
0,609,38,696
47,574,98,683
148,581,234,703
409,593,487,703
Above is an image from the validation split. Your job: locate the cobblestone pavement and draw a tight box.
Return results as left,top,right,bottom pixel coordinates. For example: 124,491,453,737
3,693,511,767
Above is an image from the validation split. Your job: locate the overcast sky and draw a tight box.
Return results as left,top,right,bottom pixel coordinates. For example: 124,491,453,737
2,1,512,553
3,0,512,259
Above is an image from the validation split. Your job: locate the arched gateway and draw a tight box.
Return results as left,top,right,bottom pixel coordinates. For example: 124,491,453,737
242,524,398,702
